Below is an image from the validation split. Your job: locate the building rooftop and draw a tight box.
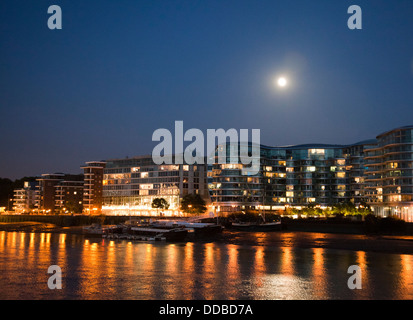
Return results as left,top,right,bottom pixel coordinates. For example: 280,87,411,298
376,125,413,139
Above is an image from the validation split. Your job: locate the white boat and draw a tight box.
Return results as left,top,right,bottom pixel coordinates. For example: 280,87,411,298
150,220,224,234
128,226,188,241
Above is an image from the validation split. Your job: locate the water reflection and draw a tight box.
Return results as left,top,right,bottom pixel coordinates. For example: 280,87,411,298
399,255,413,300
0,231,412,300
226,244,239,299
312,248,326,299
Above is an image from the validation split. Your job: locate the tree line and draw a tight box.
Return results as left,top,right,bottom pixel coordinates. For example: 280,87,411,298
284,202,372,217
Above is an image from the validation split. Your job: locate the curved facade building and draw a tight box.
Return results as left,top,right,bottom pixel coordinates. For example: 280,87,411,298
365,126,413,221
208,142,371,214
343,139,377,206
208,126,413,221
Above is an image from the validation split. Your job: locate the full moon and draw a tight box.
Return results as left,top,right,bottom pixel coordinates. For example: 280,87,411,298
277,77,287,87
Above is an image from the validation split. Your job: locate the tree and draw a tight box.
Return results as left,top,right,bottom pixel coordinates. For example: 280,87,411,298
65,200,83,214
180,194,207,215
0,178,14,208
151,198,170,215
332,201,372,216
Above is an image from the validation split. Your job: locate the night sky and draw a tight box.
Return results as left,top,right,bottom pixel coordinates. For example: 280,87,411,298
1,0,413,179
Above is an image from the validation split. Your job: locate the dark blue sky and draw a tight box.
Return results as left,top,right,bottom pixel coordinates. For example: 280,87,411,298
1,0,413,179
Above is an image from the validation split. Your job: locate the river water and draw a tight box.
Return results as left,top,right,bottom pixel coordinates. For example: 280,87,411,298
0,231,412,300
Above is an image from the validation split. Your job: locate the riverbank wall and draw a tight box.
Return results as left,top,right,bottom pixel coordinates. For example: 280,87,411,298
0,214,131,227
1,214,413,236
282,219,364,234
281,217,413,235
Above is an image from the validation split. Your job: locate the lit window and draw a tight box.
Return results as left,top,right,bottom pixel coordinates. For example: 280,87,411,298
309,149,325,156
221,164,243,170
337,172,345,178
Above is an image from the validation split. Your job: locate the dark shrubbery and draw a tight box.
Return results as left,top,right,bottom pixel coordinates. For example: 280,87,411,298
363,214,407,234
363,214,380,234
380,215,407,234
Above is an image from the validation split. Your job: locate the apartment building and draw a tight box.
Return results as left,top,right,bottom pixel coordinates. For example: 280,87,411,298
101,155,209,216
364,126,413,221
13,181,38,214
81,161,106,215
35,173,84,214
208,126,413,221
